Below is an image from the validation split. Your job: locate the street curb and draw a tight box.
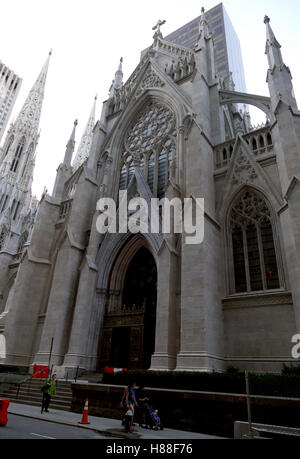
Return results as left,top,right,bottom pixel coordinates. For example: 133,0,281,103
7,410,133,438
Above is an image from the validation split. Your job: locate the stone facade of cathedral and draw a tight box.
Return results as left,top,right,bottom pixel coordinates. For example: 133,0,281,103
0,12,300,376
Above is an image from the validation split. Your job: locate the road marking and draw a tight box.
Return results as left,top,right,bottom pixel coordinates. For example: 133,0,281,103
30,433,56,439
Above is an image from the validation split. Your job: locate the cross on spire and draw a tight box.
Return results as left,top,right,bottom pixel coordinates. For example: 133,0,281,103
152,19,166,32
152,19,166,39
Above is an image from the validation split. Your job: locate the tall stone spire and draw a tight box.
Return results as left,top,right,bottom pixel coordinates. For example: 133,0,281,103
64,119,78,167
194,6,215,83
108,58,124,98
194,7,211,51
14,50,52,139
264,15,283,69
264,16,298,111
0,51,51,258
72,96,97,170
0,51,52,185
114,57,123,90
52,119,78,200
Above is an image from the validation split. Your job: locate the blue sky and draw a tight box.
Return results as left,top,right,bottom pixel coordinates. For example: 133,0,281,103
1,0,299,197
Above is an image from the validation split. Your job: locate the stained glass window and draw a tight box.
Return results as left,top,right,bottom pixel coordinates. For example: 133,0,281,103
261,219,280,289
232,225,247,293
119,101,177,198
10,136,25,173
230,190,280,293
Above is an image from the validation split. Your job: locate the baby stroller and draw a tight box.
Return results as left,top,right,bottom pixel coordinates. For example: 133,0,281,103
141,403,164,430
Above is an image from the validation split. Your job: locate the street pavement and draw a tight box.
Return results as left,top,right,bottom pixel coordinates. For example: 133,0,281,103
0,413,108,439
5,402,223,439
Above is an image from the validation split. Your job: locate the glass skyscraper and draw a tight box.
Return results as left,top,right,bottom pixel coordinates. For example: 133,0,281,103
165,3,247,93
0,61,22,142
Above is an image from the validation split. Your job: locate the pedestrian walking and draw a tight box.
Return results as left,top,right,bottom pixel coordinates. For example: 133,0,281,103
41,373,56,413
121,382,138,431
136,385,150,426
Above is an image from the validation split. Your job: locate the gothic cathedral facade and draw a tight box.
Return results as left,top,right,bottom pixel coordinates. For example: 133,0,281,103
1,13,300,376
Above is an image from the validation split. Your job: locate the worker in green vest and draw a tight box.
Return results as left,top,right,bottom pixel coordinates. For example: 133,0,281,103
41,373,56,413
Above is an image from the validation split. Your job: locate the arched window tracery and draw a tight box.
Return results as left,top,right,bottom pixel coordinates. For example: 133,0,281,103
10,136,26,173
229,190,281,294
119,101,177,198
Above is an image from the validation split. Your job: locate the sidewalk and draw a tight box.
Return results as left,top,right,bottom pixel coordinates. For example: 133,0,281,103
7,402,223,439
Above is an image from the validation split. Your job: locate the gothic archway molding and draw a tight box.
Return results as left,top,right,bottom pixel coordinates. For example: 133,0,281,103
101,87,190,162
96,231,158,292
108,234,157,299
217,135,284,222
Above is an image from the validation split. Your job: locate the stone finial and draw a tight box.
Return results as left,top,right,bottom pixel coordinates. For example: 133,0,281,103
195,6,210,44
264,15,270,24
228,71,236,91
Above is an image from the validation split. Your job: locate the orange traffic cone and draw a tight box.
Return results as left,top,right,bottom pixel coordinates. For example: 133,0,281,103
79,398,90,424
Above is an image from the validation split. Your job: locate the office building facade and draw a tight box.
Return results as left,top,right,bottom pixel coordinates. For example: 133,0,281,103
165,3,247,92
0,61,22,142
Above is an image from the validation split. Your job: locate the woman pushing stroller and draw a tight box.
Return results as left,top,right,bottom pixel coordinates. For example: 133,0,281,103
120,382,138,431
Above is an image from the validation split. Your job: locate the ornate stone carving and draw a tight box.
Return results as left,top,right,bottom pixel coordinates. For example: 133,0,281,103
125,102,175,155
230,190,271,230
135,68,164,99
104,156,113,175
232,151,257,185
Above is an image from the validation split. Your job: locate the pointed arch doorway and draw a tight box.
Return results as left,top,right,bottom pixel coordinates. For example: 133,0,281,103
99,243,157,370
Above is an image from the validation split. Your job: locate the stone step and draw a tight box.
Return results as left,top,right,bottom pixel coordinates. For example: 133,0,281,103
3,389,72,403
22,379,72,387
0,378,73,412
2,384,72,397
5,398,71,411
1,387,71,400
19,385,72,395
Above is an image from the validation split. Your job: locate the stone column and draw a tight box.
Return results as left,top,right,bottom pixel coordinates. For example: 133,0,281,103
3,197,60,368
61,159,113,374
176,216,224,372
33,240,84,373
86,289,107,371
62,259,99,374
0,252,14,314
150,242,178,370
271,111,300,331
175,124,224,372
150,176,180,371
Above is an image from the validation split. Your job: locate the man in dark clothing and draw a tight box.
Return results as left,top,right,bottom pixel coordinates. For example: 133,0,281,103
136,386,150,426
41,374,56,413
